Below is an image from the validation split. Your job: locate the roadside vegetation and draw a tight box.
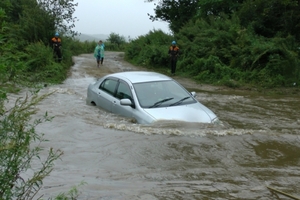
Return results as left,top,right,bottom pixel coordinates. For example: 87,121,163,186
126,0,300,89
1,0,300,199
0,0,89,199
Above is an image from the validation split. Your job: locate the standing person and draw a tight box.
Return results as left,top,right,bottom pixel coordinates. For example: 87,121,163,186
94,40,101,67
100,40,105,65
94,40,103,67
168,40,180,75
51,32,62,62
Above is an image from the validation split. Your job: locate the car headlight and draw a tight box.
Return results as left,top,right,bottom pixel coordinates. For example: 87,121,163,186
211,117,221,124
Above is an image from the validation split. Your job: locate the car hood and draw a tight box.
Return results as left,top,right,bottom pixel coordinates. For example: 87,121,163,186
143,103,216,123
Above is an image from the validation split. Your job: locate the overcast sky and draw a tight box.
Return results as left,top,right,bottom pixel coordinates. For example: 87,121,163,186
73,0,170,38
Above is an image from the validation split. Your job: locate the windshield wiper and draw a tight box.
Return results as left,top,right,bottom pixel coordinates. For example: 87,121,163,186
169,96,190,106
149,97,174,108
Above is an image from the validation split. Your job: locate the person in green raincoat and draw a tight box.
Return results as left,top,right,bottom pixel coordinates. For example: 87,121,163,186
94,40,104,67
100,40,105,65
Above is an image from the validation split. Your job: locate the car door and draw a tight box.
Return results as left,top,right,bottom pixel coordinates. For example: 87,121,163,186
96,78,118,112
111,80,135,118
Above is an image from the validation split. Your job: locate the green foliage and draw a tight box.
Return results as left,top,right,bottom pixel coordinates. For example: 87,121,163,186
24,42,56,72
0,35,95,88
0,92,63,200
37,0,79,37
107,32,126,50
125,29,173,68
238,0,300,41
150,0,300,43
102,41,128,51
148,0,199,33
22,42,68,83
0,30,28,84
126,3,300,88
0,1,91,199
67,39,95,55
14,0,53,44
52,182,86,200
0,0,95,88
197,0,243,18
174,13,300,87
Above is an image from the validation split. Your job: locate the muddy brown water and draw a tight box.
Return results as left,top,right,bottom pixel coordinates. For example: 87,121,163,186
11,52,300,199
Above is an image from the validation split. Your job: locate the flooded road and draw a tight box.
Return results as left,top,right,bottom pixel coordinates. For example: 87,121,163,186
31,52,300,199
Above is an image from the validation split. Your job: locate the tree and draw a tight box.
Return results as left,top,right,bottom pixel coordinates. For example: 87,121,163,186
196,0,244,18
17,0,56,44
37,0,79,37
146,0,199,33
107,32,126,48
238,0,300,41
0,0,78,46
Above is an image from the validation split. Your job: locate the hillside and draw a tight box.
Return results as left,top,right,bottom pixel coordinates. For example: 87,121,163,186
75,33,109,42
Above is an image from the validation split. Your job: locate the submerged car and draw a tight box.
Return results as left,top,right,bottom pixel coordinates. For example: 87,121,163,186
86,71,219,124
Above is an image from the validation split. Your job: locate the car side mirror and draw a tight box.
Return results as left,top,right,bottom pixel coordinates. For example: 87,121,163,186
120,99,135,108
191,91,197,97
120,99,132,106
120,99,135,109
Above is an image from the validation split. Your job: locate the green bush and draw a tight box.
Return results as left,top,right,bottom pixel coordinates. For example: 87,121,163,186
125,29,173,67
0,92,63,200
176,14,300,87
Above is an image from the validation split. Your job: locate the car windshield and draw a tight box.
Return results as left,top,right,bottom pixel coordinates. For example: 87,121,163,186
133,80,196,108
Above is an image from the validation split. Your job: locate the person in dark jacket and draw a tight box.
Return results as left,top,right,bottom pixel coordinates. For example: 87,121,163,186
168,40,179,75
51,32,62,62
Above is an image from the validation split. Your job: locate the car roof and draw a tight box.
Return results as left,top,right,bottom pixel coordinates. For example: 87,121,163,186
109,71,172,83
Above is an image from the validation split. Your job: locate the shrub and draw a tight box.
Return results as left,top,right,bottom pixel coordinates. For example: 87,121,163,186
0,91,63,200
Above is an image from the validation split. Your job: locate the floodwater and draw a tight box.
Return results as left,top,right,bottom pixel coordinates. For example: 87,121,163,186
19,52,300,199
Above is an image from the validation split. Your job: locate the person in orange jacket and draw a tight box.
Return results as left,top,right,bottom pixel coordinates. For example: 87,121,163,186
51,32,62,62
168,40,179,75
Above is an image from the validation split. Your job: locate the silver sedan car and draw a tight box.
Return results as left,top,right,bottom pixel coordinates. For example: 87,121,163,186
86,71,219,124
